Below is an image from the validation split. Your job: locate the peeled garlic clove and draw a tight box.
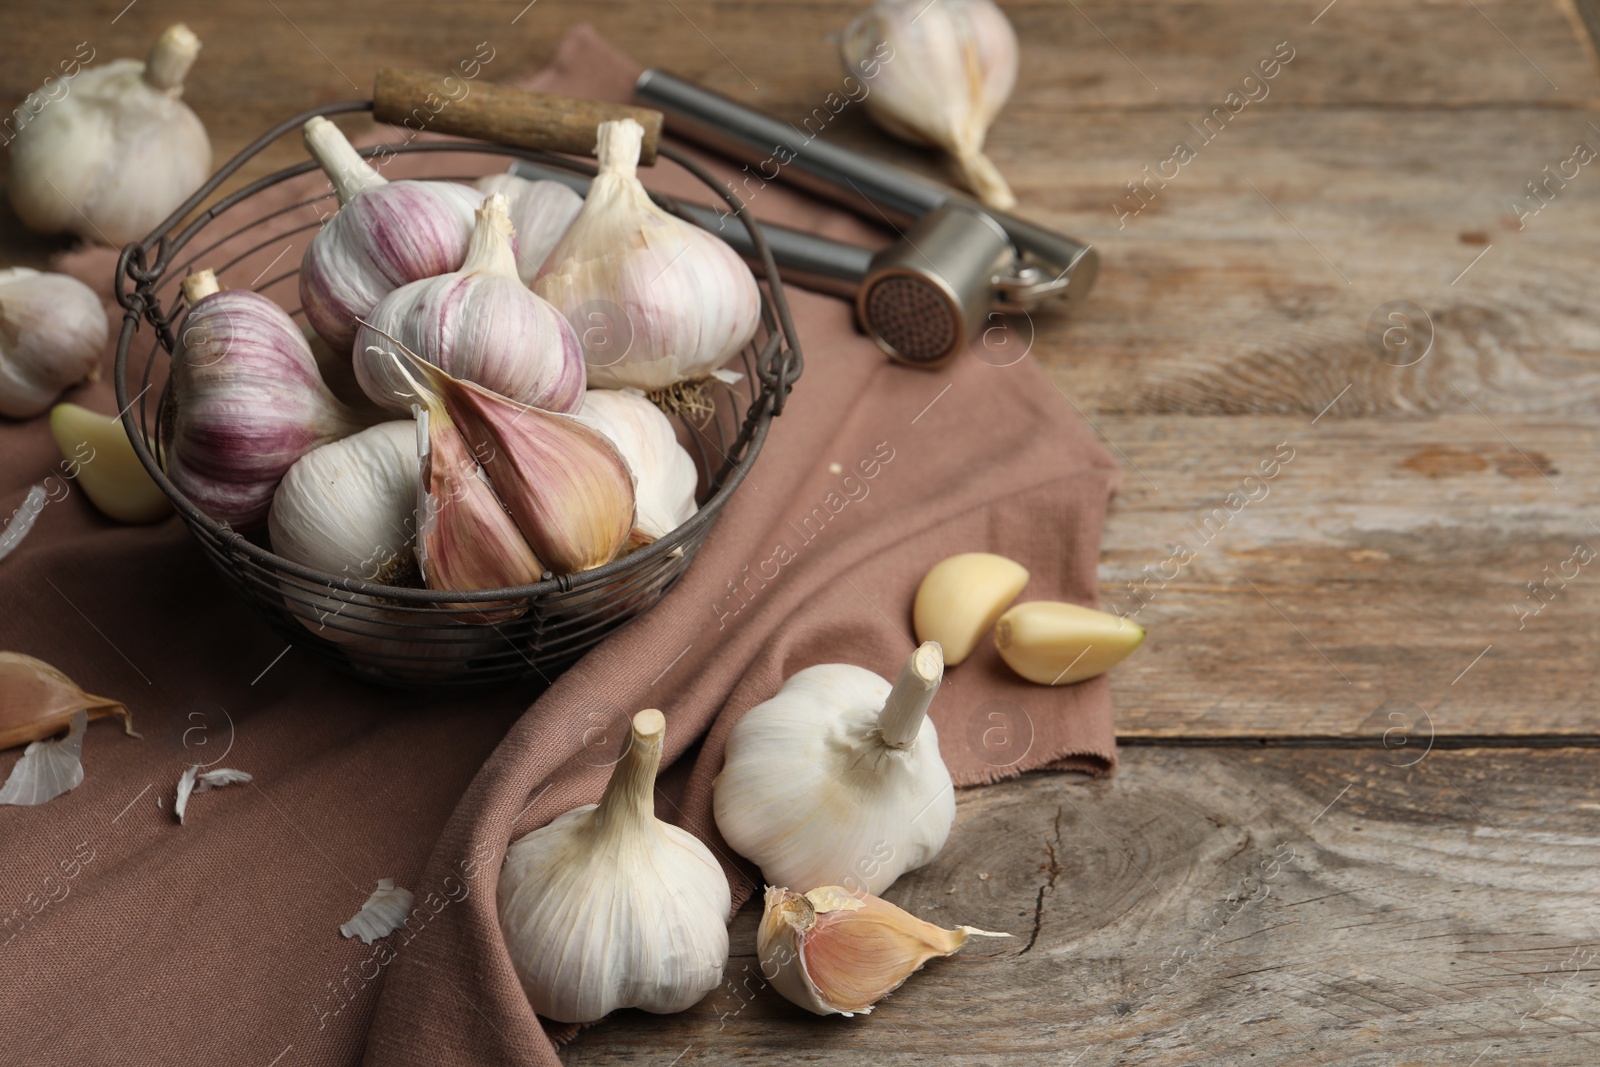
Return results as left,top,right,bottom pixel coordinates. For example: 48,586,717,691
7,25,212,246
0,651,138,751
912,552,1028,666
714,643,954,898
299,117,484,353
759,885,1009,1017
499,709,731,1022
0,710,88,807
536,119,761,407
165,270,369,528
841,0,1019,209
994,600,1146,685
354,193,585,415
0,268,109,420
49,404,171,523
575,388,698,547
475,172,583,286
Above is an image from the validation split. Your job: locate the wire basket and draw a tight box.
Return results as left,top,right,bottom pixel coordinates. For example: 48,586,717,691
112,100,802,688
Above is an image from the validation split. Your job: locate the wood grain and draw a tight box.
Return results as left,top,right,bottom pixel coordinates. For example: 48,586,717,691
565,747,1600,1065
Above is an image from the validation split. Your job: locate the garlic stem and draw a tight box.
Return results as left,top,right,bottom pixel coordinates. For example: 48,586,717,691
144,23,200,93
460,193,521,278
595,118,644,179
877,642,944,750
303,116,386,204
180,268,220,304
593,709,665,833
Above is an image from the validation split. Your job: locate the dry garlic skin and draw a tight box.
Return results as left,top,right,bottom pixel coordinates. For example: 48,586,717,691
994,600,1146,685
912,552,1029,665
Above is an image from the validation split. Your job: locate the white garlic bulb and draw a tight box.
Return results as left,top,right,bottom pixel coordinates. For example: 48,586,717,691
475,173,583,285
299,117,484,354
575,388,698,548
354,194,585,415
840,0,1019,209
714,642,955,897
499,709,730,1023
8,25,211,246
536,119,760,401
268,420,419,584
0,268,108,419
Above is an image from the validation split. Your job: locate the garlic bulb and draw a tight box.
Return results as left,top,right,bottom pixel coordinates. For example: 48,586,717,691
714,642,955,897
575,388,698,548
165,270,367,528
299,117,484,353
994,600,1146,685
475,173,583,285
535,120,760,405
354,194,585,415
373,336,634,575
840,0,1019,209
268,420,419,584
7,25,212,246
912,552,1028,665
50,404,172,523
0,268,109,419
759,885,1008,1017
499,709,731,1023
1,651,137,751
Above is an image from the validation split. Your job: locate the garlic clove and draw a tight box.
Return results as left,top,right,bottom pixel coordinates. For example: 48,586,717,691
49,403,172,524
713,643,955,898
0,268,109,420
759,885,1009,1017
371,334,634,575
0,652,138,751
0,710,89,807
475,173,583,286
912,552,1029,666
840,0,1019,209
499,709,732,1022
166,269,369,528
535,119,761,409
7,25,212,246
574,387,698,548
993,600,1146,685
299,117,485,353
353,193,585,415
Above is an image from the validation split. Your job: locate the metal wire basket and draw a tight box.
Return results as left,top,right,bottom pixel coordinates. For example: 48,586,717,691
112,99,802,688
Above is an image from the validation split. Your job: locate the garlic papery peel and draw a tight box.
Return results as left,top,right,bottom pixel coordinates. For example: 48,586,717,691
0,710,88,806
7,25,211,246
341,878,414,944
758,885,1009,1016
173,764,252,825
575,388,698,547
994,600,1146,685
713,642,955,898
354,193,585,415
372,333,634,575
913,552,1029,666
841,0,1019,209
475,173,583,286
166,270,368,528
299,117,484,353
535,119,761,404
0,268,109,419
498,709,731,1023
0,652,138,751
50,404,172,523
0,486,46,562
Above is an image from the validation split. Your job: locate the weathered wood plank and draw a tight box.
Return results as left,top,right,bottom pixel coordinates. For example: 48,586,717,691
565,747,1600,1065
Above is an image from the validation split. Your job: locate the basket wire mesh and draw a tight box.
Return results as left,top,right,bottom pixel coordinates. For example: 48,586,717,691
112,100,802,688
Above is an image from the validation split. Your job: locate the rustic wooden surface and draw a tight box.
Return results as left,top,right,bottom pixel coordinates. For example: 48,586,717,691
3,0,1598,1064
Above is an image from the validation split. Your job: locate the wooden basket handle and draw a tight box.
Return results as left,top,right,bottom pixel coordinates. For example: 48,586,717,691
372,68,664,164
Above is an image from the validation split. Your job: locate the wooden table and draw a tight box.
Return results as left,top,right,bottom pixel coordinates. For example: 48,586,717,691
6,1,1599,1062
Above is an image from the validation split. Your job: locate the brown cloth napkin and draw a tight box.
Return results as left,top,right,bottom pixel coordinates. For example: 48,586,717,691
0,24,1117,1067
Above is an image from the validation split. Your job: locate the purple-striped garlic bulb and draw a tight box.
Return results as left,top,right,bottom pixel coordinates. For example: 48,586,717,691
475,172,582,286
353,193,585,415
165,269,367,528
297,117,483,355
